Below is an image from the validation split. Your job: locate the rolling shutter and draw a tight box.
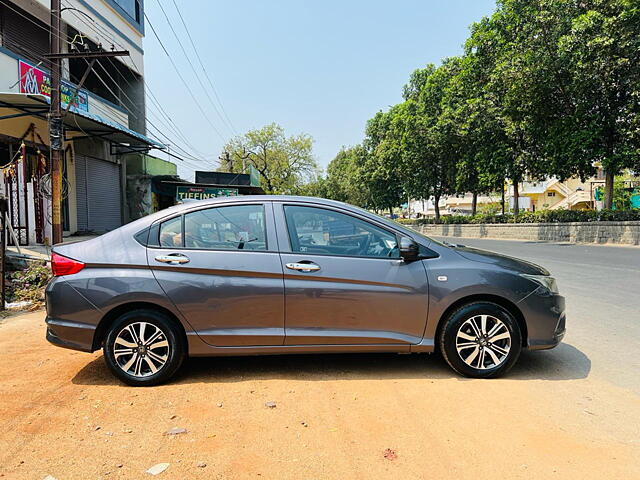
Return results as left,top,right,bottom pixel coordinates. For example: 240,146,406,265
75,155,122,233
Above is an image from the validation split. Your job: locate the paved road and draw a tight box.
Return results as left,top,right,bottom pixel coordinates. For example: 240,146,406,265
0,241,639,479
433,237,640,393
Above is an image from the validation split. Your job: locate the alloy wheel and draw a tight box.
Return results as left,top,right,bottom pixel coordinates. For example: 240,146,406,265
455,314,511,370
113,322,170,377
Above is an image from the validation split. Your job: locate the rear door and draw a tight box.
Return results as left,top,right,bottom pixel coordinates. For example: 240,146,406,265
274,202,429,345
147,201,285,346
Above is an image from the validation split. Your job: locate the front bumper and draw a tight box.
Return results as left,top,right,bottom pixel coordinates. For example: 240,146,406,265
518,288,566,350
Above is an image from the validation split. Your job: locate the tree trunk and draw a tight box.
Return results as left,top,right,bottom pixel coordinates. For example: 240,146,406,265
389,207,393,218
471,192,478,216
501,183,505,215
513,180,520,215
434,194,441,222
604,169,615,210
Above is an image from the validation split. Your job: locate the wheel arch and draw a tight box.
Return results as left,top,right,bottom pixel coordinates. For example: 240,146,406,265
92,302,188,352
435,294,528,350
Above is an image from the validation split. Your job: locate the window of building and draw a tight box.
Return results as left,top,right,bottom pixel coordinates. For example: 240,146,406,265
284,205,399,258
0,4,50,67
112,0,141,23
548,192,556,197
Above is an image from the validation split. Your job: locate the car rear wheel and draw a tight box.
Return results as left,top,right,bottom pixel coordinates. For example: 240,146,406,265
103,309,185,386
439,301,522,378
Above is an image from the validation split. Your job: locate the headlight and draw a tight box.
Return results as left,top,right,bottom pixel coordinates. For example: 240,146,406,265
521,274,558,294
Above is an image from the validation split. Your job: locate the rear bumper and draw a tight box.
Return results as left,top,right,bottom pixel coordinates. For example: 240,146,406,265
519,289,566,350
45,277,101,353
46,317,96,352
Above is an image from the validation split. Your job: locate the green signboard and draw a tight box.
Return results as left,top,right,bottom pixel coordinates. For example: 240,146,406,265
249,164,261,187
176,186,238,201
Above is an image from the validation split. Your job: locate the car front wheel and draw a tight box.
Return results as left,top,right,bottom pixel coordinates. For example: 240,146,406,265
439,301,522,378
103,309,185,386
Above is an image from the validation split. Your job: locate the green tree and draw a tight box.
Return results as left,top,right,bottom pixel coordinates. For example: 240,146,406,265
294,174,329,198
553,0,640,208
313,0,640,215
324,146,370,206
221,123,317,194
395,61,461,220
466,9,548,214
473,0,640,209
440,53,509,215
362,110,406,214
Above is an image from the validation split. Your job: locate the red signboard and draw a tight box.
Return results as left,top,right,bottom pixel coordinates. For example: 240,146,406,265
18,60,89,112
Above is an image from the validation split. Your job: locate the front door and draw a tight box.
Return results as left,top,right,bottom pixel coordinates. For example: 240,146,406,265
148,202,285,346
275,203,429,345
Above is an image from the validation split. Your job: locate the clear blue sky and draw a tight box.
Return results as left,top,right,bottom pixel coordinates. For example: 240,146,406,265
143,0,497,180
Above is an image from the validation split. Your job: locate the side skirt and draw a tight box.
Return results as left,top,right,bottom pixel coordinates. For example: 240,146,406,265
187,333,414,356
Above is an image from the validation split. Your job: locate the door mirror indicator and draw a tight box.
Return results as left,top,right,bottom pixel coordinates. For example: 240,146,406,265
398,236,420,263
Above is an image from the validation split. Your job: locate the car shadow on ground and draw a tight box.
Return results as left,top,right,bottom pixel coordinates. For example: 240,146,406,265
72,342,590,386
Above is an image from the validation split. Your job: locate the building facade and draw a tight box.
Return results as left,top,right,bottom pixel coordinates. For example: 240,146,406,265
0,0,160,245
510,177,593,212
125,152,178,221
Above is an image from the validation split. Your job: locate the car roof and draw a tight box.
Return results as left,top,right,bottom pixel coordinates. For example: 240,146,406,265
120,195,427,244
174,195,350,208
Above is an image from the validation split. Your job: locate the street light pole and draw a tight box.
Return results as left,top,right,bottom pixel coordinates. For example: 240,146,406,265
49,0,63,245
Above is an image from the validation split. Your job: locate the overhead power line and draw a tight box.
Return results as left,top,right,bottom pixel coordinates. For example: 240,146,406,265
143,9,228,144
169,0,237,135
79,61,201,164
3,0,214,169
156,0,236,136
58,1,211,160
59,0,222,165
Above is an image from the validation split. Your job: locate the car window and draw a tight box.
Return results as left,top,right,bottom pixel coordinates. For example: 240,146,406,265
182,204,267,250
159,216,183,247
284,205,399,258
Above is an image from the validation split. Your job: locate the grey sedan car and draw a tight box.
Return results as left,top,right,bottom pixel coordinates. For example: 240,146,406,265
46,196,565,386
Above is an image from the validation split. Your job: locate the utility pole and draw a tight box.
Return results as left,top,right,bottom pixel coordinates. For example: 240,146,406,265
49,0,63,245
46,1,129,245
0,196,7,311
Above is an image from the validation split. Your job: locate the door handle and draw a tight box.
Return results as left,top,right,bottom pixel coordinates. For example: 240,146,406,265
286,262,320,272
155,253,190,265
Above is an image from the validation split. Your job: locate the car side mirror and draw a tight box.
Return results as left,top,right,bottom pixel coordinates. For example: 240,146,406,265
398,236,420,263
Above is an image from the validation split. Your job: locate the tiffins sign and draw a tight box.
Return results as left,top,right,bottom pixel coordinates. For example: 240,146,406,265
176,186,239,201
19,60,89,112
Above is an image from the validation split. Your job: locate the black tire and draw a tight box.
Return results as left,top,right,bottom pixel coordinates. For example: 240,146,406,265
439,301,522,379
103,309,185,386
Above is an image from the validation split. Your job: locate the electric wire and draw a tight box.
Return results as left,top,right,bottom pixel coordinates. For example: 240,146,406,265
169,0,237,135
59,0,212,163
156,0,234,136
143,9,227,143
2,0,213,169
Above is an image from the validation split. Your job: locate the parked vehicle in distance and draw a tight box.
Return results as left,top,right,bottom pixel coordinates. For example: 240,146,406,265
45,196,566,386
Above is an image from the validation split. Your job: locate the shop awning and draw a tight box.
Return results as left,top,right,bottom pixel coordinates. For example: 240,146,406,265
0,92,163,149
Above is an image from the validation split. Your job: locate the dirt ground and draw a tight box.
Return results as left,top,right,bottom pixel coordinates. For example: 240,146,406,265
0,311,638,480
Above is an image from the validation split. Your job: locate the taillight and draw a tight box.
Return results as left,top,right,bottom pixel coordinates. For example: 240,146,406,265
51,252,85,276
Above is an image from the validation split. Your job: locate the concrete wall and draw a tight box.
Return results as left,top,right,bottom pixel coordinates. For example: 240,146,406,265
410,222,640,246
125,153,177,176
